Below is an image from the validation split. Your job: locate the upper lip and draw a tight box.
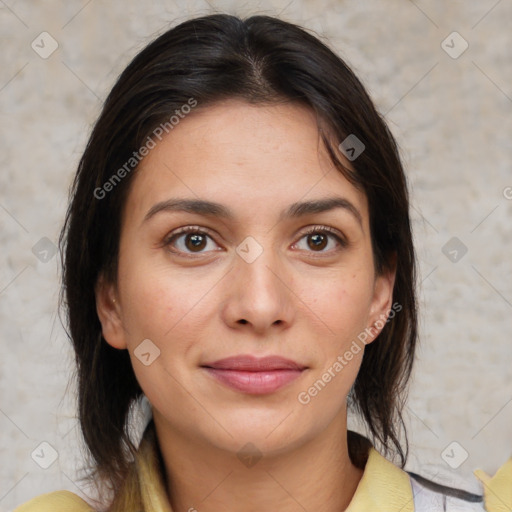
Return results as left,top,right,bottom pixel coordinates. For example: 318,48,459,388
202,355,307,371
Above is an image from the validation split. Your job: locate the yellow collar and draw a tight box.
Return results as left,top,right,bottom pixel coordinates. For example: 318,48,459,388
345,446,414,511
474,458,512,512
14,419,512,512
136,424,415,512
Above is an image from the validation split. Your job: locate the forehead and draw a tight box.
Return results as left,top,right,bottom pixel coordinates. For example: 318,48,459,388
124,100,368,224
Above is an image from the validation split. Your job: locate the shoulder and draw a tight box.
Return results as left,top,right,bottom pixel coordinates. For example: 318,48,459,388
357,445,488,511
14,490,95,512
408,455,512,512
408,471,486,511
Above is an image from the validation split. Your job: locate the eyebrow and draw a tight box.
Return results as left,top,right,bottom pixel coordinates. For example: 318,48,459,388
143,196,363,227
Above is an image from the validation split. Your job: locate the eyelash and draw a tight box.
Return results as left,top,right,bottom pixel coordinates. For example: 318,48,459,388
164,225,347,258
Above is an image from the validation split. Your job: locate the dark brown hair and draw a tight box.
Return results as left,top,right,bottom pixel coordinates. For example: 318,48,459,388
60,12,417,499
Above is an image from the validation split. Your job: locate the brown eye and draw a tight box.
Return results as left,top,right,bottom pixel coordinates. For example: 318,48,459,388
294,226,346,253
165,227,220,255
185,233,207,252
307,233,328,251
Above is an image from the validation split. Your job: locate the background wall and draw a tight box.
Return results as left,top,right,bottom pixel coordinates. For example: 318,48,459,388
1,0,511,509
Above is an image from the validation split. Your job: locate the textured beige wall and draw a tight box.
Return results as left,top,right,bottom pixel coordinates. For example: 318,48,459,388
1,0,511,509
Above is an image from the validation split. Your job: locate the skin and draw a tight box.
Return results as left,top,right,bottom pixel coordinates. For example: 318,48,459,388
96,100,395,512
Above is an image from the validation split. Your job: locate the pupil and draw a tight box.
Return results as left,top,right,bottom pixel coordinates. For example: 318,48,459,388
187,234,206,250
309,233,326,250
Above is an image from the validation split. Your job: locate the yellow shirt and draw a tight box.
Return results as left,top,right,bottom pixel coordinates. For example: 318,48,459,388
14,424,511,512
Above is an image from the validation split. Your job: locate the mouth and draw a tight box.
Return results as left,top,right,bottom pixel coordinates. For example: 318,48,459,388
201,355,307,395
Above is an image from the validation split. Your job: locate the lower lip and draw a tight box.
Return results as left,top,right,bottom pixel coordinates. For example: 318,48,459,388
203,368,304,394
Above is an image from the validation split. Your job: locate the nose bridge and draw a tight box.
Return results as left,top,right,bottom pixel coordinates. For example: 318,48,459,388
223,234,293,332
237,234,286,303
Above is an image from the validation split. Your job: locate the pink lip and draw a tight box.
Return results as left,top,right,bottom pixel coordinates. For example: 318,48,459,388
201,355,307,394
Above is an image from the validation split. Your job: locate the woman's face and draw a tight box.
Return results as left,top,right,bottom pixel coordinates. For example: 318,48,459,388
97,100,394,456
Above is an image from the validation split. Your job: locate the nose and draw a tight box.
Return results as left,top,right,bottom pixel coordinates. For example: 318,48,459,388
221,241,295,336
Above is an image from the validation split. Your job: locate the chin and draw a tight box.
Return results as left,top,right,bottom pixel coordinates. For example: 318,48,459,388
197,406,320,456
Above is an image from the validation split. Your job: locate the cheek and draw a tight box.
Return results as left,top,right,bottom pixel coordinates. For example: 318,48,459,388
117,257,210,347
117,265,210,399
295,272,373,410
301,269,374,339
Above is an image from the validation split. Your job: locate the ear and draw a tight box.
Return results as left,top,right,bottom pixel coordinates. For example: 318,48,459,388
95,274,127,350
365,257,397,345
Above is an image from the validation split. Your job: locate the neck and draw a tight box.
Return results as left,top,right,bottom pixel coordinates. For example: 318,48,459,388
153,411,364,512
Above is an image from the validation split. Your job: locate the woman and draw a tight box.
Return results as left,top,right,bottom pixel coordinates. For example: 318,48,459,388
15,13,511,512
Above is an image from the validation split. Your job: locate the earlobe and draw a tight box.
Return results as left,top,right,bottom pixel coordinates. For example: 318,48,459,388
95,275,127,350
366,264,396,344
